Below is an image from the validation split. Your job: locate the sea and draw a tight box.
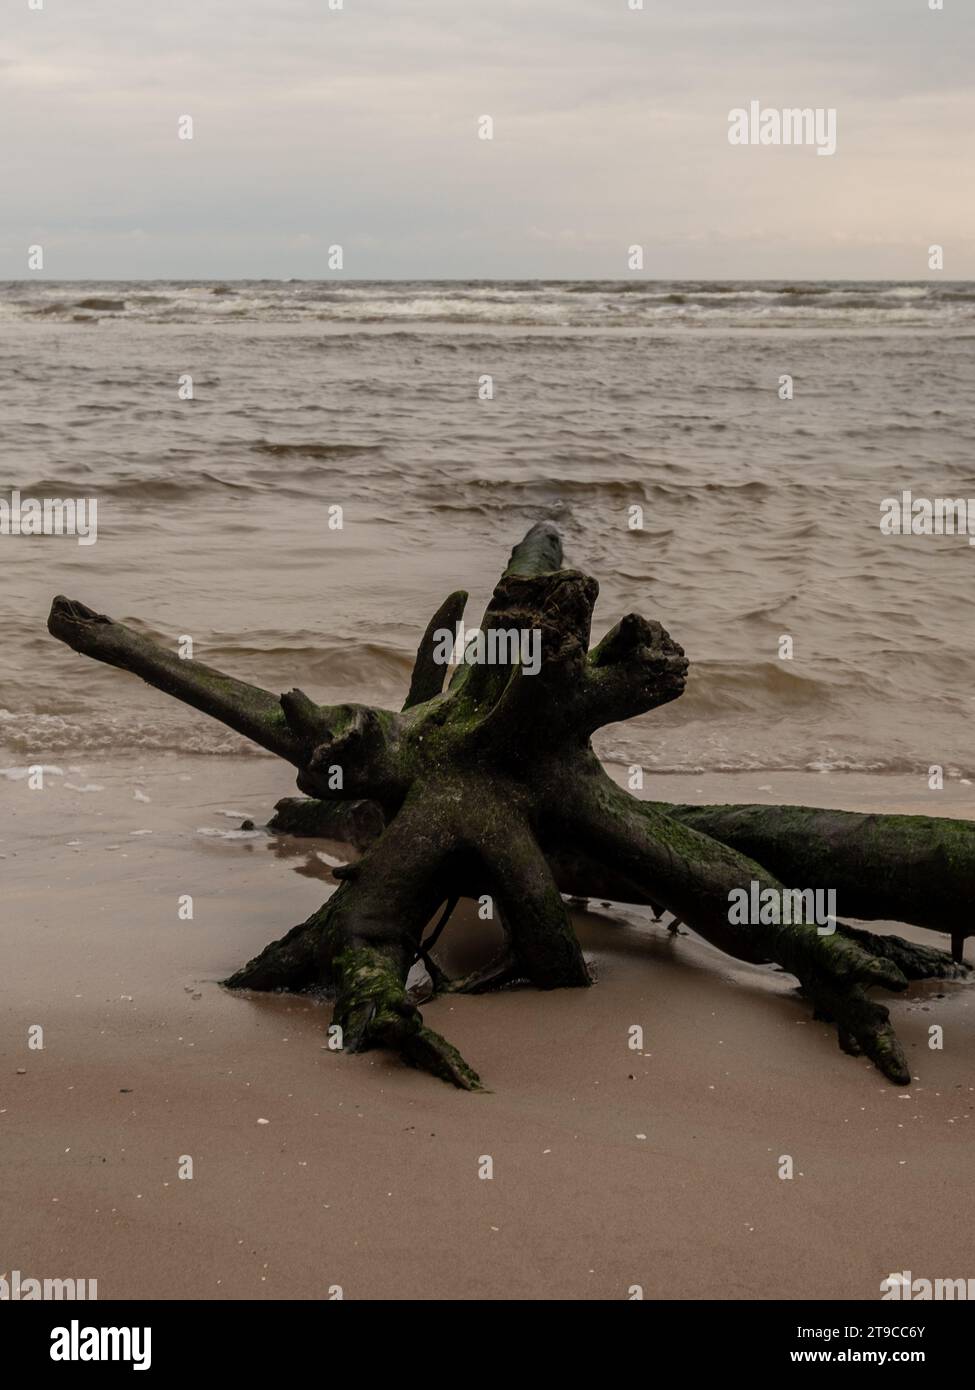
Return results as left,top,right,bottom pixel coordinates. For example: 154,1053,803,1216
2,279,974,779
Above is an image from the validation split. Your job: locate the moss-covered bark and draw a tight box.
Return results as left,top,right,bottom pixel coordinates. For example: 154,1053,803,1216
48,524,972,1090
654,801,975,962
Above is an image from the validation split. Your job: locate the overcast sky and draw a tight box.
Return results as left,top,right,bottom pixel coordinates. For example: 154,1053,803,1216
1,0,972,280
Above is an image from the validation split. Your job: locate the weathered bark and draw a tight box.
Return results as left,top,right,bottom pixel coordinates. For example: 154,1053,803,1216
48,523,972,1091
268,794,384,849
48,596,305,763
403,590,468,710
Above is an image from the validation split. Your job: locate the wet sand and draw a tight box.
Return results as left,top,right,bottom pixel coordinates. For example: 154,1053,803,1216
2,759,972,1300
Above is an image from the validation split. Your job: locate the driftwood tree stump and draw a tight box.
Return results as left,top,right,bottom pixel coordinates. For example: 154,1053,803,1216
49,523,972,1090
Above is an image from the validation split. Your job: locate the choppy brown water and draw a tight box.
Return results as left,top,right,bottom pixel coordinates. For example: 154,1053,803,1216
3,280,974,777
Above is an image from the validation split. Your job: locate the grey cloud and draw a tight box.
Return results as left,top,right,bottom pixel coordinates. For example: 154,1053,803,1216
1,0,972,278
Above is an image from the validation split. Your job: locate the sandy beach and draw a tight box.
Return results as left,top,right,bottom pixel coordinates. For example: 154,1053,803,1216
3,758,971,1301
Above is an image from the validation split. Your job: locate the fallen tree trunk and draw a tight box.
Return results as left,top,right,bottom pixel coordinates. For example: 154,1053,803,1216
48,522,972,1090
655,802,975,964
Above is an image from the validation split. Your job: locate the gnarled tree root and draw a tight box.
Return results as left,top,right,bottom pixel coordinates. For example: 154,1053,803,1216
48,522,973,1089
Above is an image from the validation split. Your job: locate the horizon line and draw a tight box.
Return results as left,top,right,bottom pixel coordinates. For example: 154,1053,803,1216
3,276,971,286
